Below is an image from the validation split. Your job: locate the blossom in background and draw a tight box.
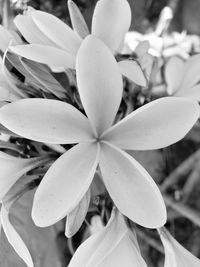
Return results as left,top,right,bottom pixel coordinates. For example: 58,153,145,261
10,0,147,86
68,209,147,267
165,54,200,101
0,35,199,229
159,227,200,266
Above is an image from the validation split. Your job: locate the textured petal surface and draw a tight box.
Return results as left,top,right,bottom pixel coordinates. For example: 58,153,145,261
31,10,82,55
10,44,76,69
68,0,89,39
92,0,131,52
159,227,200,267
69,210,147,267
102,97,199,150
77,35,123,136
99,142,166,228
1,205,34,267
0,98,93,144
118,60,146,86
165,56,184,95
32,142,99,227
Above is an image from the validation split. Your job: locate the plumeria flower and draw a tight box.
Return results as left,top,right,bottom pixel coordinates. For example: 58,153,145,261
68,209,147,267
158,227,200,266
165,54,200,101
0,36,199,229
10,0,146,86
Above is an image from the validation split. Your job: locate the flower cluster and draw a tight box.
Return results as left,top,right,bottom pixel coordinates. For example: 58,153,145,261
0,0,199,266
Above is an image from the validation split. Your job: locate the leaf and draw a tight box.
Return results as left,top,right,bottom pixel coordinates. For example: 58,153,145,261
65,189,91,238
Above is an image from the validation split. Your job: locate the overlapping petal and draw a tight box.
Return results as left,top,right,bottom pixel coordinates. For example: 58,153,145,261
99,142,166,228
102,97,199,150
0,25,21,53
176,84,200,101
118,60,146,86
32,142,99,227
77,35,123,136
69,209,147,267
0,98,93,144
92,0,131,52
31,10,82,55
10,44,76,69
0,152,44,200
159,227,200,266
68,0,89,39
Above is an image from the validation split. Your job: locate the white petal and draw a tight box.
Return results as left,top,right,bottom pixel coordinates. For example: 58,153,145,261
92,0,131,52
68,0,89,39
134,41,150,58
181,54,200,91
10,44,76,69
159,227,200,267
102,97,200,150
77,35,123,136
0,152,43,200
0,25,20,52
99,142,166,228
32,142,99,227
0,98,93,144
65,189,91,238
1,205,34,267
118,60,146,86
176,84,200,101
69,209,147,267
31,10,82,55
165,57,184,95
14,14,56,46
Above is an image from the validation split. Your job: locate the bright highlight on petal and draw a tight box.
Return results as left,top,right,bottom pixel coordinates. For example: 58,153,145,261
32,142,99,227
102,97,200,150
31,10,82,55
77,35,123,136
10,44,76,69
69,209,147,267
1,205,34,267
92,0,131,52
159,227,200,267
0,98,93,144
118,60,147,86
99,142,166,228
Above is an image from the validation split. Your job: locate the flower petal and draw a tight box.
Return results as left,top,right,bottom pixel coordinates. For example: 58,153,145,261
118,60,146,86
14,13,56,46
10,44,76,69
165,56,184,95
32,142,99,227
181,54,200,91
0,152,45,200
99,142,166,228
69,209,147,267
0,25,20,52
31,10,82,55
68,0,89,39
77,35,123,136
1,205,34,267
176,84,200,101
102,97,200,150
91,0,131,52
159,227,200,267
0,98,93,144
65,189,91,238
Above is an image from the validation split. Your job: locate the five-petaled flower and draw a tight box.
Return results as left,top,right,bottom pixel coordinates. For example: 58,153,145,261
10,0,147,86
0,35,199,228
